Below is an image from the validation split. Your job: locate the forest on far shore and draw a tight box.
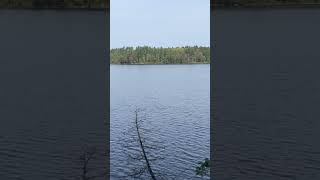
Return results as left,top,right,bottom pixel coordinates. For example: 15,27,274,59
212,0,320,8
111,46,210,64
0,0,105,9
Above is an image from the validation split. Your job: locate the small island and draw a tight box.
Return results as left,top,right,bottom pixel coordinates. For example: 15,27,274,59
0,0,106,9
111,46,210,64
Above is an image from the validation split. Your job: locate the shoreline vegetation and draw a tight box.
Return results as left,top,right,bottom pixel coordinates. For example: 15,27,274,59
111,46,210,65
212,0,320,8
0,0,106,9
1,0,320,9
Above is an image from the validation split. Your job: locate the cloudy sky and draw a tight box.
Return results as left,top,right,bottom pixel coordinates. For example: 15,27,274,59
111,0,210,48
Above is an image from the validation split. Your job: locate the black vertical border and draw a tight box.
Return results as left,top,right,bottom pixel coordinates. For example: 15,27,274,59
105,0,110,178
210,0,215,179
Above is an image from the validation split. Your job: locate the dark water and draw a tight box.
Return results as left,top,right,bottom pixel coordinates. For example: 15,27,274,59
110,65,210,179
213,9,320,179
0,10,107,179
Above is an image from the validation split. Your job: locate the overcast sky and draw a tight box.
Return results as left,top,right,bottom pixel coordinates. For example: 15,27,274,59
111,0,210,48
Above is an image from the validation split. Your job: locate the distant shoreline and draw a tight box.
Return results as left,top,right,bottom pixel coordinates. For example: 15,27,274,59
111,46,210,64
0,0,107,10
110,63,210,65
0,7,105,11
212,3,320,9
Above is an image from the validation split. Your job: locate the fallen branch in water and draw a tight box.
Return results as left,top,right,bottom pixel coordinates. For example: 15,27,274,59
76,145,108,180
121,109,165,179
134,110,157,180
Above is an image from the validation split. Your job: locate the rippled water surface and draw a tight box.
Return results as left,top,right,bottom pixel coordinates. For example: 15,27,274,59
213,9,320,179
0,10,107,179
110,65,210,179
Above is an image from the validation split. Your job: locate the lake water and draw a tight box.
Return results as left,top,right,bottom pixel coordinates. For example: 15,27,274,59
0,10,107,179
110,64,210,179
213,9,320,179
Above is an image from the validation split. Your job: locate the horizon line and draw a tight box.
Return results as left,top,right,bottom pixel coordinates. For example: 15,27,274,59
110,45,210,49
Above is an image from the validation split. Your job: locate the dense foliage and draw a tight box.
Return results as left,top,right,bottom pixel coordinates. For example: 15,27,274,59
213,0,320,7
195,158,210,177
0,0,105,8
111,46,210,64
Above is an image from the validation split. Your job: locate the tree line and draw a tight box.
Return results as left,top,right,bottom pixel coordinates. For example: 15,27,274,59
0,0,105,8
213,0,320,7
111,46,210,64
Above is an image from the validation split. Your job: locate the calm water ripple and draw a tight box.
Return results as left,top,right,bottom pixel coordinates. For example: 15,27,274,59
214,8,320,179
0,10,107,180
111,65,210,180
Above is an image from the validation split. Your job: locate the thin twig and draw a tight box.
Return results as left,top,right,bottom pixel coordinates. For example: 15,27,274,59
135,110,157,180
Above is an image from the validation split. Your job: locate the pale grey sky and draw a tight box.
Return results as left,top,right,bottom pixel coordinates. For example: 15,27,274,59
111,0,210,48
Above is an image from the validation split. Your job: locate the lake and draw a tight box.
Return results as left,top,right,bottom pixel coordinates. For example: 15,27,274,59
110,64,210,179
213,9,320,179
0,10,107,179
